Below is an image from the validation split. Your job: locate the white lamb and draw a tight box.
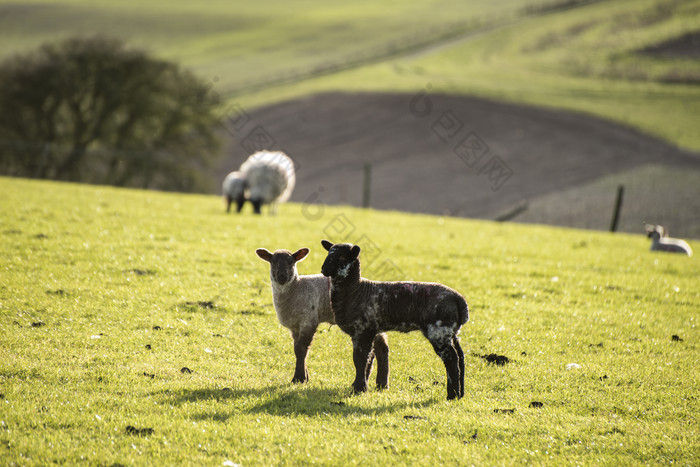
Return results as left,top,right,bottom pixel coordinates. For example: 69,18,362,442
645,224,692,256
222,171,246,213
256,247,389,386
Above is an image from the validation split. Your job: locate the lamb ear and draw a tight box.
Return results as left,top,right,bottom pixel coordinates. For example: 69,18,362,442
321,240,333,251
255,248,273,262
350,245,361,259
292,248,310,262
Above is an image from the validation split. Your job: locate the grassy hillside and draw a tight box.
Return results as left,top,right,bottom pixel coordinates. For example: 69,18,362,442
239,0,700,152
1,0,698,152
406,0,700,151
0,0,542,95
1,177,698,465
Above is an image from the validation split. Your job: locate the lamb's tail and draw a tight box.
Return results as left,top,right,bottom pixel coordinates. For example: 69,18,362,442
455,293,469,326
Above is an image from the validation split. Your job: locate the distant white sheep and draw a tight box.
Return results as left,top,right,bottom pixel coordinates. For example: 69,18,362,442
645,224,692,256
223,151,295,214
222,171,246,213
256,247,389,386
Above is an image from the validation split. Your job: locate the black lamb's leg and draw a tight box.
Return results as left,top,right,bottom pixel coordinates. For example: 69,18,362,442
373,333,390,390
351,332,375,394
291,328,315,383
453,336,465,398
430,339,461,400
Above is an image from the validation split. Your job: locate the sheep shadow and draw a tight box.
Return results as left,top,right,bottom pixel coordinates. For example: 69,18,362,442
166,384,439,421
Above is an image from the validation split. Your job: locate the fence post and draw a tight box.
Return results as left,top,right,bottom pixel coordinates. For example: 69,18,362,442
610,185,624,232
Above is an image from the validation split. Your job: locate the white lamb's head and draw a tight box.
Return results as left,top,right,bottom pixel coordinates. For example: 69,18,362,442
256,247,310,285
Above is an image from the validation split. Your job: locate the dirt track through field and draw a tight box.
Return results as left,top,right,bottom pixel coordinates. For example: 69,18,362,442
219,92,700,236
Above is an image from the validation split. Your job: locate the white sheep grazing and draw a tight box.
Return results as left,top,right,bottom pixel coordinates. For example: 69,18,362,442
645,224,693,256
240,151,296,214
222,171,247,213
256,247,389,386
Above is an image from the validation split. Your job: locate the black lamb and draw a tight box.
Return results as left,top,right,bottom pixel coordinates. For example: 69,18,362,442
320,240,469,400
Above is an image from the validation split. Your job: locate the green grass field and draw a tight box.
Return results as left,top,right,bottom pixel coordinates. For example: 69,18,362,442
1,177,698,465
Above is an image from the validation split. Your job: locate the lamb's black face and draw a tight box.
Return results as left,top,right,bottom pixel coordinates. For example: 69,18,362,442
320,241,360,278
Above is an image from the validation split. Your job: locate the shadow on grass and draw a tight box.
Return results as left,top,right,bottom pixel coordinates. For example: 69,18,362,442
163,384,438,420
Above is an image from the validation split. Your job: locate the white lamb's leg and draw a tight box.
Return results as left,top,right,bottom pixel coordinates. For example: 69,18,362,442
291,326,316,384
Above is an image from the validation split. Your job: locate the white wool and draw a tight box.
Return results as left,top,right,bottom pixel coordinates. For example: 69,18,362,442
245,163,286,203
646,224,693,257
239,151,296,203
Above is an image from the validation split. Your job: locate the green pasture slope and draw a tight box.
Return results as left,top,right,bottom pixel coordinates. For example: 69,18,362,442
1,177,698,465
246,0,700,152
0,0,546,95
1,0,699,152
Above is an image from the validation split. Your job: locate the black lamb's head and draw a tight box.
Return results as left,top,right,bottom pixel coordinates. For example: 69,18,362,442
321,240,360,278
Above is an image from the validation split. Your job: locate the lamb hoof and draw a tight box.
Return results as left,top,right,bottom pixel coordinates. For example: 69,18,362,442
352,384,368,394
